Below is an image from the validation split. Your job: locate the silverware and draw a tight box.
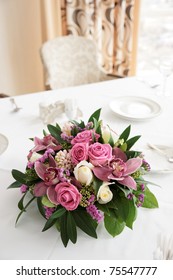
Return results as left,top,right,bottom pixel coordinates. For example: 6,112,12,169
137,78,159,89
147,143,173,163
10,98,22,112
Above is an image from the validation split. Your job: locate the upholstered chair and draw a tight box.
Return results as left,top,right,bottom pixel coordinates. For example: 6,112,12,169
40,35,116,89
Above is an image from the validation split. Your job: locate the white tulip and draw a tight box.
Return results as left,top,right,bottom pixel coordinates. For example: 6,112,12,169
74,160,94,186
101,124,118,144
29,152,42,163
97,182,113,204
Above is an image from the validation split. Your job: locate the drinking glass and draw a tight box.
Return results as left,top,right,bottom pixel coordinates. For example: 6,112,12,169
159,56,173,96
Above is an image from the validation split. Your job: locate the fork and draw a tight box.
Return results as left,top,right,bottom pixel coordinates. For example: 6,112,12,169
10,98,22,112
147,143,173,163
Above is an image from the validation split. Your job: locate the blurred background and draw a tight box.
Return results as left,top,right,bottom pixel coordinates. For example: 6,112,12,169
0,0,173,96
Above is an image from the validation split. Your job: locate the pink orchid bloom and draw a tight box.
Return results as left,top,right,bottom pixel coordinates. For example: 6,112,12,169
93,147,142,190
31,135,61,153
33,155,60,205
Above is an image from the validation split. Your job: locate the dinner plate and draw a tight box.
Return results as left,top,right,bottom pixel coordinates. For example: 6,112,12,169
0,133,9,155
109,96,162,121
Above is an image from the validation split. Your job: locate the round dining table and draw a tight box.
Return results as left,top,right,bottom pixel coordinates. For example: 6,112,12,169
1,75,173,260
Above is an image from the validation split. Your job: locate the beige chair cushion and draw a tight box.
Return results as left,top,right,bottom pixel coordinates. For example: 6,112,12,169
40,36,113,89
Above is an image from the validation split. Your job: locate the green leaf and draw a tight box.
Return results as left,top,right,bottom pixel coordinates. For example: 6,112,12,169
78,121,85,129
37,197,46,218
117,186,131,197
106,188,137,229
106,188,119,209
60,212,69,247
126,135,141,150
114,195,130,222
42,217,57,232
15,197,35,225
120,143,127,151
42,207,66,232
106,199,118,209
108,133,115,147
67,211,77,244
92,176,103,194
12,169,26,184
55,219,61,232
43,129,48,136
104,214,125,237
56,123,62,131
125,200,137,229
88,108,101,123
70,120,85,129
18,192,27,211
7,181,22,189
142,187,159,208
136,178,161,188
42,196,55,208
49,207,66,220
119,125,131,142
92,118,103,143
125,150,142,159
47,124,64,143
72,210,97,239
96,203,110,216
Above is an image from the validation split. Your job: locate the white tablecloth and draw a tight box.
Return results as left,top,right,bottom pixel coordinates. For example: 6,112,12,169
1,76,173,260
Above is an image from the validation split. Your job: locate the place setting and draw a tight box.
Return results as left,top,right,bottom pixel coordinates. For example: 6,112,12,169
109,96,162,122
153,233,173,260
0,133,9,156
142,142,173,175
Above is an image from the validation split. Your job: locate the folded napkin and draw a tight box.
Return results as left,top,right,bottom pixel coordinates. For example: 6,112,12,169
39,98,82,124
143,144,173,174
136,71,161,89
153,233,173,260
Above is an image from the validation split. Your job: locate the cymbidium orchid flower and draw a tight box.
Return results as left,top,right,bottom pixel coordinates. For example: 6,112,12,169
31,135,61,152
33,155,61,204
93,147,142,190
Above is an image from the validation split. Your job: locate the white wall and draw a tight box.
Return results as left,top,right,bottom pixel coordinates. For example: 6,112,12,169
0,0,45,95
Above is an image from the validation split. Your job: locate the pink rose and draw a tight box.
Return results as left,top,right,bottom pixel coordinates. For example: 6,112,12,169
88,142,112,166
70,143,88,164
55,182,82,211
71,130,100,145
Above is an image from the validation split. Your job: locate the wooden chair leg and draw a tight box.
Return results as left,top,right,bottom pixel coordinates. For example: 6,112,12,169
0,93,10,98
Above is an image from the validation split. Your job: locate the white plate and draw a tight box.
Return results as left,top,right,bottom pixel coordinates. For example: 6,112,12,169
0,133,9,155
109,96,162,121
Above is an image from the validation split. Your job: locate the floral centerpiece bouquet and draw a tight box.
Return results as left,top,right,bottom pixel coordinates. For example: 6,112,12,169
8,109,158,247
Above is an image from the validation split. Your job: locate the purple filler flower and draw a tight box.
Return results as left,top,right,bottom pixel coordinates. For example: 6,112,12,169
20,184,28,193
140,183,145,192
44,206,55,219
86,204,103,223
138,193,145,202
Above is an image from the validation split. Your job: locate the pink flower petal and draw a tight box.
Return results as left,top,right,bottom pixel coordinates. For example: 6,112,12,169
35,161,47,180
47,186,59,205
108,174,124,181
112,147,127,161
119,176,137,190
124,157,142,176
33,182,47,196
93,166,111,181
34,137,43,146
48,154,56,167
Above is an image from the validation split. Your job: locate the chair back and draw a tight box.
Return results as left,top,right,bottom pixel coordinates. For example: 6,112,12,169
40,36,107,89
